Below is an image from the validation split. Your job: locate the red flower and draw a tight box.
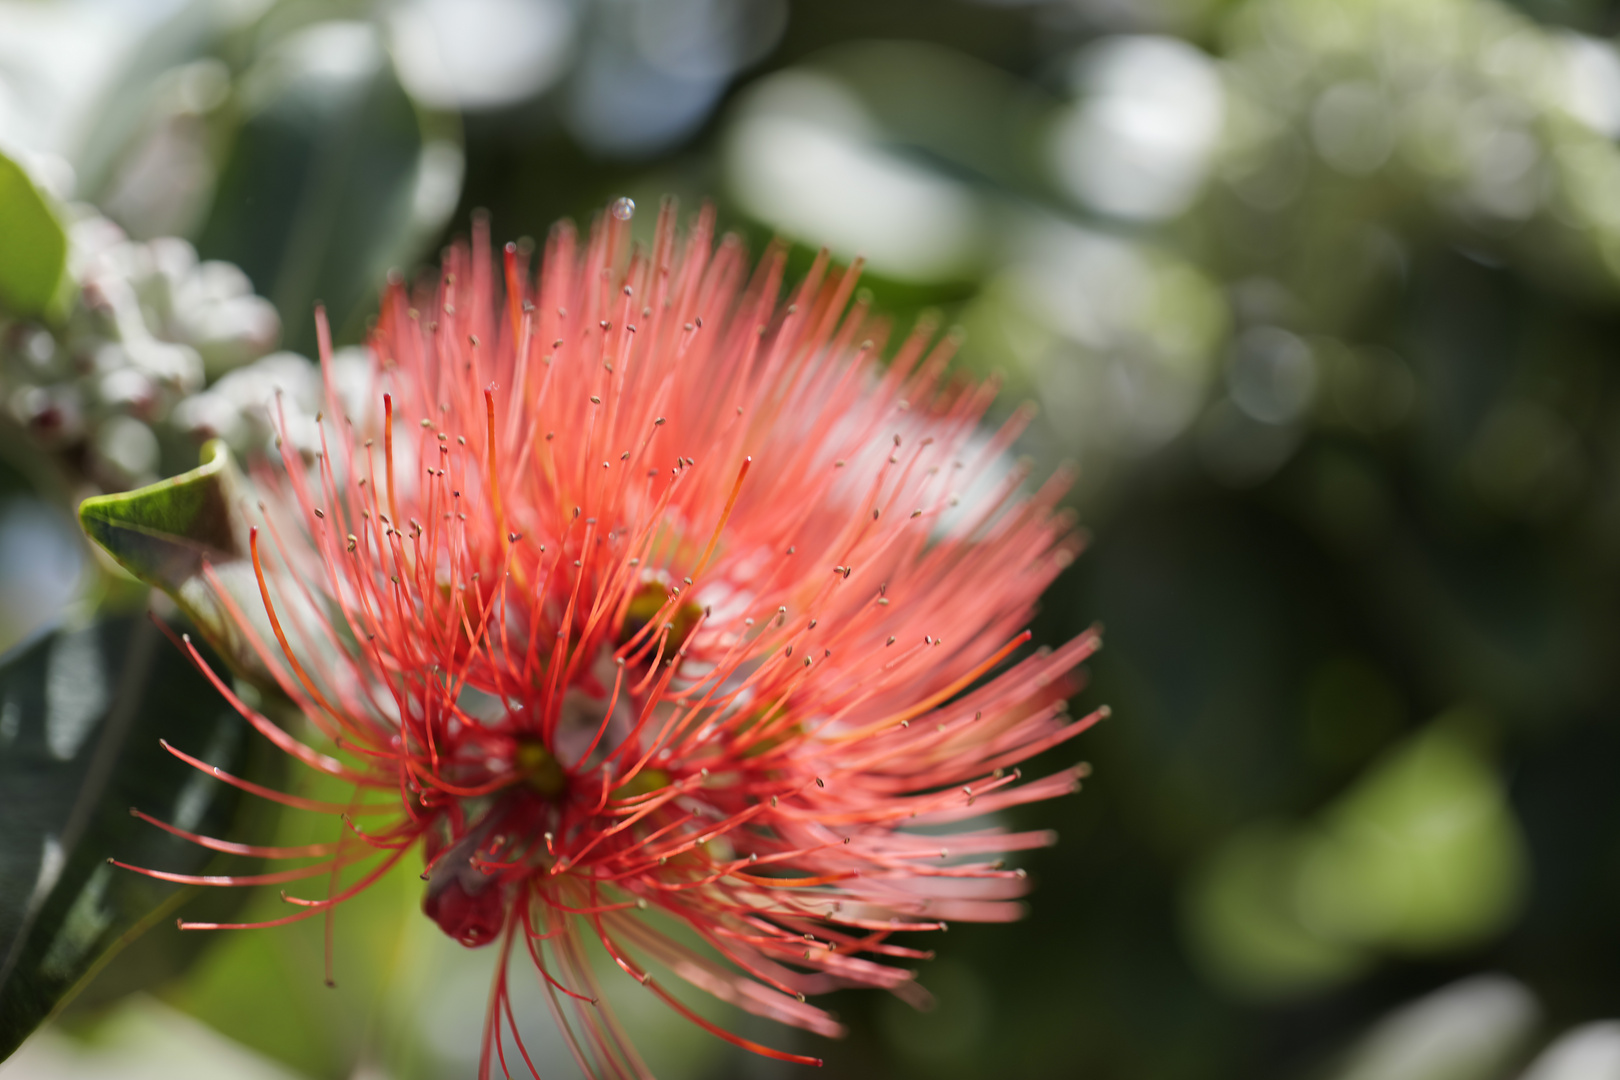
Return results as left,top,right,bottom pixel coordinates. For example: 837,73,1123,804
133,200,1103,1076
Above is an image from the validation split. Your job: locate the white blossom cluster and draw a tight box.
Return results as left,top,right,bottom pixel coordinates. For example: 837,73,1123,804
0,209,333,491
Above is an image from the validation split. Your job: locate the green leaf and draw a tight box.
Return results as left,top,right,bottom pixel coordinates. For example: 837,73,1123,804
0,150,68,318
1293,718,1528,952
1183,821,1371,1001
0,613,264,1061
75,441,266,677
196,20,461,355
77,439,243,592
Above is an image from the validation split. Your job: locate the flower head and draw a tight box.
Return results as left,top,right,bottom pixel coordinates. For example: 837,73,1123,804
141,199,1102,1075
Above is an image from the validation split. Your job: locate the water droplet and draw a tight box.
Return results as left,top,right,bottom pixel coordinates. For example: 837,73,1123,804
611,197,635,222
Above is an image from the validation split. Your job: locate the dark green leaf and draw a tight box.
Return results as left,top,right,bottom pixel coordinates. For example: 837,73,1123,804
0,613,261,1061
0,150,68,318
196,21,459,354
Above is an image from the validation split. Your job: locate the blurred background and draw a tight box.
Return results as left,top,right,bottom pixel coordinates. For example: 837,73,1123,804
5,0,1620,1077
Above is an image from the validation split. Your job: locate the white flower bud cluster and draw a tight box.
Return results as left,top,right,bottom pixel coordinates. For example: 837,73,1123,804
0,208,344,491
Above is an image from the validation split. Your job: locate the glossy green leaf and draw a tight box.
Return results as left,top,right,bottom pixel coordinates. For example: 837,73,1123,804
196,20,461,355
0,150,68,318
77,439,243,591
75,440,265,677
0,613,261,1061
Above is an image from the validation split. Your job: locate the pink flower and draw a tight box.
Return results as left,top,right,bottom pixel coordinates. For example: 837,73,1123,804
133,200,1102,1076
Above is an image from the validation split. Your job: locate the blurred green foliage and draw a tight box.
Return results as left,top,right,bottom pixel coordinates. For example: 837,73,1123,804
0,152,66,319
9,0,1620,1077
194,20,453,355
1185,718,1528,1000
